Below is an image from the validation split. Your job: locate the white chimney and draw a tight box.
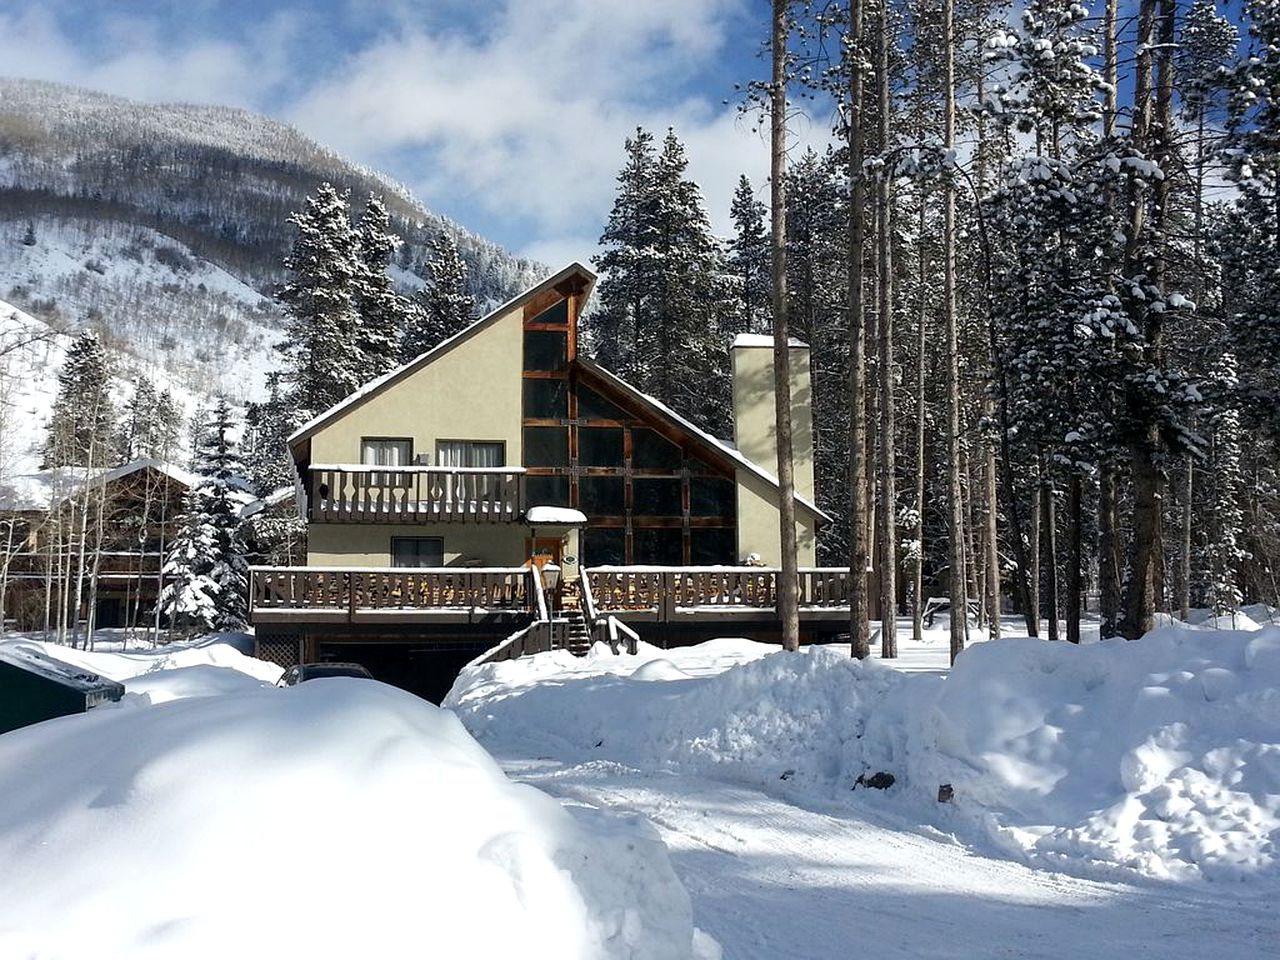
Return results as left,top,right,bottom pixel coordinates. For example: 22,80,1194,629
731,334,814,502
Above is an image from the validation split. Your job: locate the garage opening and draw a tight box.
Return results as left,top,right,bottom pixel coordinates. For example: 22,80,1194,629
315,641,494,704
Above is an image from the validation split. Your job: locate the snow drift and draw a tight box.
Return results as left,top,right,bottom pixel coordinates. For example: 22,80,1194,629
0,678,717,960
448,628,1280,885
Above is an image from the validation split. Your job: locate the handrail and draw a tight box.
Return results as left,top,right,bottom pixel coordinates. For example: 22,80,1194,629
530,565,550,623
307,465,526,524
310,463,528,475
579,571,599,626
606,615,640,655
248,565,528,575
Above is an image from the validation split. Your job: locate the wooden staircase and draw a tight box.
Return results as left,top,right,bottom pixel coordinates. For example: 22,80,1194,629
562,609,592,656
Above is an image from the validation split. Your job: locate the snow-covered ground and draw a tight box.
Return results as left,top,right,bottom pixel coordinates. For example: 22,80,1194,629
448,618,1280,958
0,635,716,959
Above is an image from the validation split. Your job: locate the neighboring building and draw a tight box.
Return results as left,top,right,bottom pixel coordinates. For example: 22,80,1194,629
253,263,848,700
0,459,194,632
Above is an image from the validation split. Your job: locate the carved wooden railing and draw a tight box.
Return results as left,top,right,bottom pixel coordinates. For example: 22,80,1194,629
250,566,534,619
307,465,526,523
584,567,853,621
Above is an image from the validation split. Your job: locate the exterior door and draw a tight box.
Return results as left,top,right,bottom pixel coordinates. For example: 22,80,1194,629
526,537,563,606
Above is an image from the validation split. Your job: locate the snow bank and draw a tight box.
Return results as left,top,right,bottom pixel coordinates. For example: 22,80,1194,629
449,628,1280,885
920,628,1280,881
0,679,717,959
0,636,283,686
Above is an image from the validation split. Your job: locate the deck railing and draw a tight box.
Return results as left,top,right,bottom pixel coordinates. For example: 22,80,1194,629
249,566,535,622
3,551,169,579
584,566,853,622
307,464,526,524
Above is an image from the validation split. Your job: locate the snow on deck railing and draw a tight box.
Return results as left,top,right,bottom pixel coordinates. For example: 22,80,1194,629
248,565,529,575
584,565,849,574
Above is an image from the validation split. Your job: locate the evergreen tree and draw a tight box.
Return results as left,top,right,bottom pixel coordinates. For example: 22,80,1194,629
727,174,771,336
353,195,408,381
243,372,296,496
277,182,363,418
43,331,115,468
401,232,477,360
160,398,249,632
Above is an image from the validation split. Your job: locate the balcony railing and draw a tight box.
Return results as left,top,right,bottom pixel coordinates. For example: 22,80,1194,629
2,551,168,580
249,566,537,624
308,464,526,524
584,566,853,623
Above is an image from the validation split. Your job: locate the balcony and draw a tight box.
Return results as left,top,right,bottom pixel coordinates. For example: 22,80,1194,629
307,464,526,524
250,566,539,625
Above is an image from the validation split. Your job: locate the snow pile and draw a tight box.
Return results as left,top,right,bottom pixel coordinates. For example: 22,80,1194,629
449,628,1280,884
918,628,1280,881
0,635,282,688
0,679,717,960
448,639,923,791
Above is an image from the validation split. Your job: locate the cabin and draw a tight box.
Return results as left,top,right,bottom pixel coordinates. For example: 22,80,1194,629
251,263,854,700
0,459,193,632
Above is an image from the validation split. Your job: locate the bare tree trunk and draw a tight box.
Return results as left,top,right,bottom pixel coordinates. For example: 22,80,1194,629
1180,459,1193,620
1041,474,1060,641
876,0,897,658
847,0,872,659
942,0,965,663
770,0,801,653
1029,481,1041,637
1068,475,1083,643
912,199,927,645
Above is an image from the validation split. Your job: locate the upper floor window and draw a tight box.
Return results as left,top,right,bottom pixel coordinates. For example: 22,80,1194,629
361,438,412,467
436,440,505,468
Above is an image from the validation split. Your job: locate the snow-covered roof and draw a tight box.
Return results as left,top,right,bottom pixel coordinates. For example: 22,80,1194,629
239,485,296,520
288,262,597,449
0,459,197,513
575,359,830,522
732,333,809,349
525,506,588,525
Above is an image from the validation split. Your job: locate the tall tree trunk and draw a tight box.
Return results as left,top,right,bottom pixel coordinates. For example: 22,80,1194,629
942,0,965,663
876,0,897,658
912,198,927,645
847,0,872,659
1180,459,1193,620
1029,481,1041,637
770,0,801,653
1041,473,1060,641
1067,475,1083,643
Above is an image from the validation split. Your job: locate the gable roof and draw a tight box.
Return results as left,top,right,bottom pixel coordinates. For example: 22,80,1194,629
287,262,597,451
575,359,831,523
0,459,196,513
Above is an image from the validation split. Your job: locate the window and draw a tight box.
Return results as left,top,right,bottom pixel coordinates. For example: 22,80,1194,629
392,537,444,568
584,527,625,566
690,478,736,518
524,427,569,467
436,441,505,468
577,384,625,422
579,427,623,466
632,428,682,470
530,299,569,326
633,527,683,565
633,478,683,517
362,438,412,486
690,528,736,565
523,378,568,420
525,475,570,507
524,330,567,371
580,476,625,515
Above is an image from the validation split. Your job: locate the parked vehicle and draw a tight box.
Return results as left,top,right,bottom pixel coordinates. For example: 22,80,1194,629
278,662,374,686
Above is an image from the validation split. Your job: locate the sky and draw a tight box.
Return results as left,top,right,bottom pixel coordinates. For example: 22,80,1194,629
0,0,823,268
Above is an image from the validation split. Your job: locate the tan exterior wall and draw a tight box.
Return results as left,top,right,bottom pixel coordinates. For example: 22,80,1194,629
732,343,814,502
307,523,529,567
307,305,525,467
735,468,817,566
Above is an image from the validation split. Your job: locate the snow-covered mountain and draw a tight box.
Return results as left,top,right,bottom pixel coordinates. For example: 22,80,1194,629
0,77,546,409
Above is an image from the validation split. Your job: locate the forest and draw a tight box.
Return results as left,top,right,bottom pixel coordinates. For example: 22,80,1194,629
581,0,1280,657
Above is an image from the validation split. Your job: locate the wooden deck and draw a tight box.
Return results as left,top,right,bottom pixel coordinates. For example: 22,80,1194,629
307,465,526,524
249,566,539,625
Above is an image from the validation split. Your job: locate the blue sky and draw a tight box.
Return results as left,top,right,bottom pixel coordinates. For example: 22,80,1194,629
0,1,801,266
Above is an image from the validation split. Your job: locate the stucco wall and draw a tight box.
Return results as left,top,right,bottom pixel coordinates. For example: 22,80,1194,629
307,305,525,467
735,467,817,566
731,343,815,502
307,523,529,567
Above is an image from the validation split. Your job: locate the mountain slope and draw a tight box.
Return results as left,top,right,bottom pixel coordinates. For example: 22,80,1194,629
0,77,545,404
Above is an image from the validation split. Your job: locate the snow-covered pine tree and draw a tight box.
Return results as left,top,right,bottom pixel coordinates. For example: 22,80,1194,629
160,398,249,633
1201,351,1249,616
243,372,296,496
277,182,363,419
42,331,115,468
727,174,771,336
353,195,408,382
400,231,477,361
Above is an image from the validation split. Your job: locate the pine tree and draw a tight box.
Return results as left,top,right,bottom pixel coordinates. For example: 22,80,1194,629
401,232,476,361
160,398,249,633
43,331,115,468
277,182,363,418
353,195,408,382
243,372,296,496
727,174,772,335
